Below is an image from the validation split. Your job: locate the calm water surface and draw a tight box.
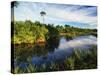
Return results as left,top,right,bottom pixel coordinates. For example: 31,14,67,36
14,35,97,67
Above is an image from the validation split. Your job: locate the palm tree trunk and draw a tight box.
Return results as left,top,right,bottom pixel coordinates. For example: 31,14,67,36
43,16,44,24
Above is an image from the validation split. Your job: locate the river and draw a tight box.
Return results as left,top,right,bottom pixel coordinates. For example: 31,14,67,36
14,35,97,68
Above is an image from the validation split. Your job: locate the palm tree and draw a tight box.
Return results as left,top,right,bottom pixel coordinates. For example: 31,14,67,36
40,11,46,24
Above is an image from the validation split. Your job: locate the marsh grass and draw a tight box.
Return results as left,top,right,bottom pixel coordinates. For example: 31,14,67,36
64,45,97,70
13,45,97,73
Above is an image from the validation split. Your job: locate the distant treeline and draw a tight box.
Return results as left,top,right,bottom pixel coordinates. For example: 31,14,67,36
11,20,97,44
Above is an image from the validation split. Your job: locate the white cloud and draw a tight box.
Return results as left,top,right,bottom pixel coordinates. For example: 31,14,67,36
45,6,97,27
14,2,97,29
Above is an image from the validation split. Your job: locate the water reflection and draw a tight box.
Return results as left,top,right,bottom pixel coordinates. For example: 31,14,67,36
15,35,97,67
58,35,97,50
46,36,59,52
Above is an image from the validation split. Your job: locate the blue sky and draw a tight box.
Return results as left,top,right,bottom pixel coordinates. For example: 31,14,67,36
14,1,97,29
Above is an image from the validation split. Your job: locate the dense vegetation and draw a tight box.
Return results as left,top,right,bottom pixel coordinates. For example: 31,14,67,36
11,20,97,44
12,20,97,74
11,1,97,74
13,45,97,73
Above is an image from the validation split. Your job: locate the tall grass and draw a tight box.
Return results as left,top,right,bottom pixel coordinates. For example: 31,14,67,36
14,64,37,73
64,45,97,70
13,45,97,73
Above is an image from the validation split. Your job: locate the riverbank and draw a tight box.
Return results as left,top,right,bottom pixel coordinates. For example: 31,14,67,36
13,45,97,73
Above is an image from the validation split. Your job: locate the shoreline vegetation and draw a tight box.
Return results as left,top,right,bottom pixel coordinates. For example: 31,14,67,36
12,20,97,73
13,45,97,74
11,1,97,74
12,20,97,45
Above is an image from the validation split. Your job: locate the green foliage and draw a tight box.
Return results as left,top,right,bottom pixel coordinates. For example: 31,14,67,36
26,64,37,72
12,20,97,73
64,46,97,70
56,25,97,40
65,57,75,70
14,66,23,74
13,45,97,73
46,24,60,38
12,21,48,44
12,20,97,44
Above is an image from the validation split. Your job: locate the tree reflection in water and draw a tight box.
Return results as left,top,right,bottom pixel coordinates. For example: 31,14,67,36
14,37,60,64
